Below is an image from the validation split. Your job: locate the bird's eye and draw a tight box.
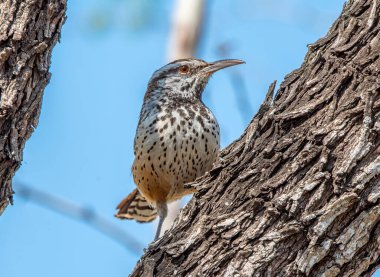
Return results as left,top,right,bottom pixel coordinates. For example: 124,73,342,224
178,65,189,74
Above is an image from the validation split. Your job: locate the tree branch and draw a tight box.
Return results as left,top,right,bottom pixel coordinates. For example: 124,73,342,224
0,0,67,214
16,183,144,254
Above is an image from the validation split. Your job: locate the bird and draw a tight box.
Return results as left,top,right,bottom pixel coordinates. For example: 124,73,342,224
115,58,245,240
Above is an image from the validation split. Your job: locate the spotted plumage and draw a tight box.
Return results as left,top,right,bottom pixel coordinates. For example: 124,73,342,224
116,58,245,240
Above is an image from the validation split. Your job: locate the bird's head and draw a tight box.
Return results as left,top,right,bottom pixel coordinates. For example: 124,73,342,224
145,58,245,102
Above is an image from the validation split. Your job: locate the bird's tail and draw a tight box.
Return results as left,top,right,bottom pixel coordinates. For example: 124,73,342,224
115,189,157,222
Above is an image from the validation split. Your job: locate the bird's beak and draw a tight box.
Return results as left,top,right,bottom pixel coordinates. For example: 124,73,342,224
201,59,245,74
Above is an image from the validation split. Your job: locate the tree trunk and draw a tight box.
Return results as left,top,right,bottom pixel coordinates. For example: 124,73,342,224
0,0,67,214
131,0,380,276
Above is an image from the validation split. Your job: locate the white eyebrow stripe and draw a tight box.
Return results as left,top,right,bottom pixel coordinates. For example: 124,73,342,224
149,59,207,82
150,63,179,81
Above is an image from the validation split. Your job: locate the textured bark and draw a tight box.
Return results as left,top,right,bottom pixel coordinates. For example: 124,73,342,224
0,0,67,214
131,0,380,276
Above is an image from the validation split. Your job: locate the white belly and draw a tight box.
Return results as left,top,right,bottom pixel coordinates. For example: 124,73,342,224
133,104,220,202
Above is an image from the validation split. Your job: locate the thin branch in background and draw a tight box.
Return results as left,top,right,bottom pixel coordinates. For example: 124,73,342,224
228,71,254,123
216,42,254,124
15,183,144,255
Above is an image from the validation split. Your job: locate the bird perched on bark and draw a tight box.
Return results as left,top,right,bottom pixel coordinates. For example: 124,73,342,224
115,58,245,240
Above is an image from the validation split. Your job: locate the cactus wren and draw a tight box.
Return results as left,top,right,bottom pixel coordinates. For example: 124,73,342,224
115,58,245,239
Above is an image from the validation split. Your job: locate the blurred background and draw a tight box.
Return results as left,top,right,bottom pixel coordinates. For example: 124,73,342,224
1,0,358,276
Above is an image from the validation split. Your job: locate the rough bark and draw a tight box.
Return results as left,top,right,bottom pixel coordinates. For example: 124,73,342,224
131,0,380,276
0,0,67,214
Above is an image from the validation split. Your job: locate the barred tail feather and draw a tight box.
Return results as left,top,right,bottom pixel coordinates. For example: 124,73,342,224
115,189,157,223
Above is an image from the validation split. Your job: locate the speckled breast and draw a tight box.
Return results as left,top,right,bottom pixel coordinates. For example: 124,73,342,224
132,101,220,204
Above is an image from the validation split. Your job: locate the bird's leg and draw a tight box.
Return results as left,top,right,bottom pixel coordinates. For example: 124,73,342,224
155,201,168,240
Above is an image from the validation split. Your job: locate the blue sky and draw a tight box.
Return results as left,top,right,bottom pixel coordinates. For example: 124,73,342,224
2,1,371,276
